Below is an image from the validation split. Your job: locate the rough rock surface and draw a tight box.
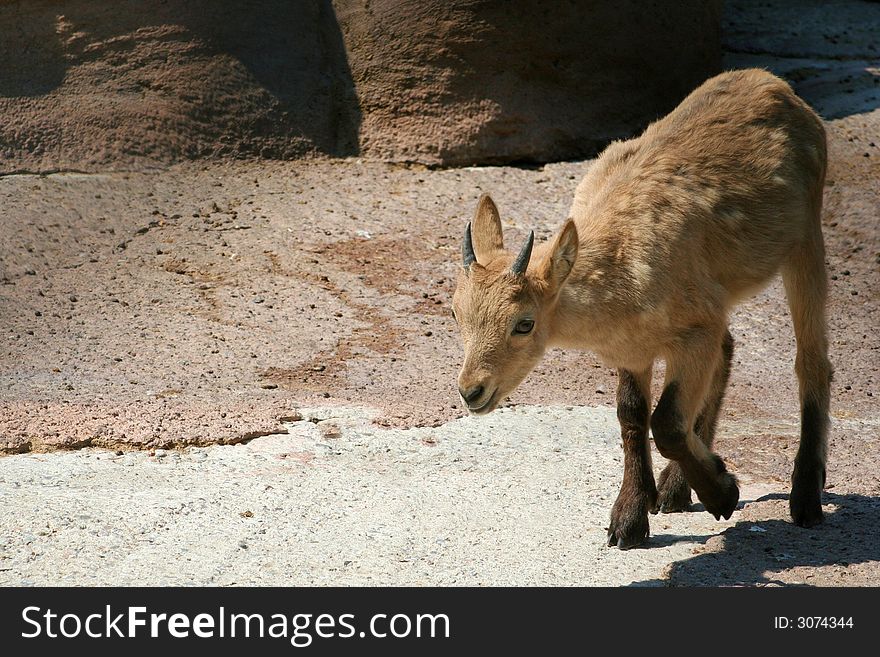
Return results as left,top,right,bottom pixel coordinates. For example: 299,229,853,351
0,0,878,586
0,0,721,170
337,0,722,165
0,0,360,171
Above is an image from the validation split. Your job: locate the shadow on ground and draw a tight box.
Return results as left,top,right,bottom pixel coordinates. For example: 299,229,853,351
723,0,880,120
632,492,880,586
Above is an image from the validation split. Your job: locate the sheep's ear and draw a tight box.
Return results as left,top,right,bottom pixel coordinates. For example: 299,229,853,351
541,220,578,290
471,194,504,263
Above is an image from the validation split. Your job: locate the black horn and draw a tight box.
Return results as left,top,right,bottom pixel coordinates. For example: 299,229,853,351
511,230,534,275
462,221,476,269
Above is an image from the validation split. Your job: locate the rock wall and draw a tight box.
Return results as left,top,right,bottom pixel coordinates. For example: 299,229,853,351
0,0,360,172
0,0,721,171
338,0,723,165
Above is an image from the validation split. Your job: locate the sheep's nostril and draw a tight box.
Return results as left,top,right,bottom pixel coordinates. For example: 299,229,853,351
459,385,485,404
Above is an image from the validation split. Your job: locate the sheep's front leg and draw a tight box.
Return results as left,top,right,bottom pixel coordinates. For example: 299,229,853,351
607,367,657,549
657,329,735,512
652,331,740,521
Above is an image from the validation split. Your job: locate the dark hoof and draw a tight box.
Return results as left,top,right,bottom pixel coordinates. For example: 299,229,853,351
790,466,824,528
606,519,648,550
656,463,692,513
607,486,655,550
696,472,739,521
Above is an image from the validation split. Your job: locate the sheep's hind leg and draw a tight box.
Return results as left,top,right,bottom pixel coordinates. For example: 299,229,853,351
783,235,832,527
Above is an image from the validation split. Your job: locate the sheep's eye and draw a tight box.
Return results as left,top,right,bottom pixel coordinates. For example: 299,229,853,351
514,319,534,335
451,308,457,323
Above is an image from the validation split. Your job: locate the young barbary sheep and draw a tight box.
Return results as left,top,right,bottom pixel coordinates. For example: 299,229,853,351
451,69,831,549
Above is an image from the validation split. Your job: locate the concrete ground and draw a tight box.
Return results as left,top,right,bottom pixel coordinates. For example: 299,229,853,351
1,1,878,585
3,405,877,586
0,405,814,587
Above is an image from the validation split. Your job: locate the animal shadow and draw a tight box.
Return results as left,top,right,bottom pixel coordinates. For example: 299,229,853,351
631,491,880,586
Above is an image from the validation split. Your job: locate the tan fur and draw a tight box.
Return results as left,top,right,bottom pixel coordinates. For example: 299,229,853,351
452,69,832,533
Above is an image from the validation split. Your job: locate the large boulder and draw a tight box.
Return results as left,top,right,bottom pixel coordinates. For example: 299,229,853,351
338,0,723,165
0,1,721,171
0,0,360,172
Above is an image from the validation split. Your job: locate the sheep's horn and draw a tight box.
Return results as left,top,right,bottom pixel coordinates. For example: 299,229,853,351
462,221,476,268
511,230,534,275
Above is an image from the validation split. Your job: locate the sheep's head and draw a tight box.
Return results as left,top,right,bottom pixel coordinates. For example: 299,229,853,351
451,194,579,414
